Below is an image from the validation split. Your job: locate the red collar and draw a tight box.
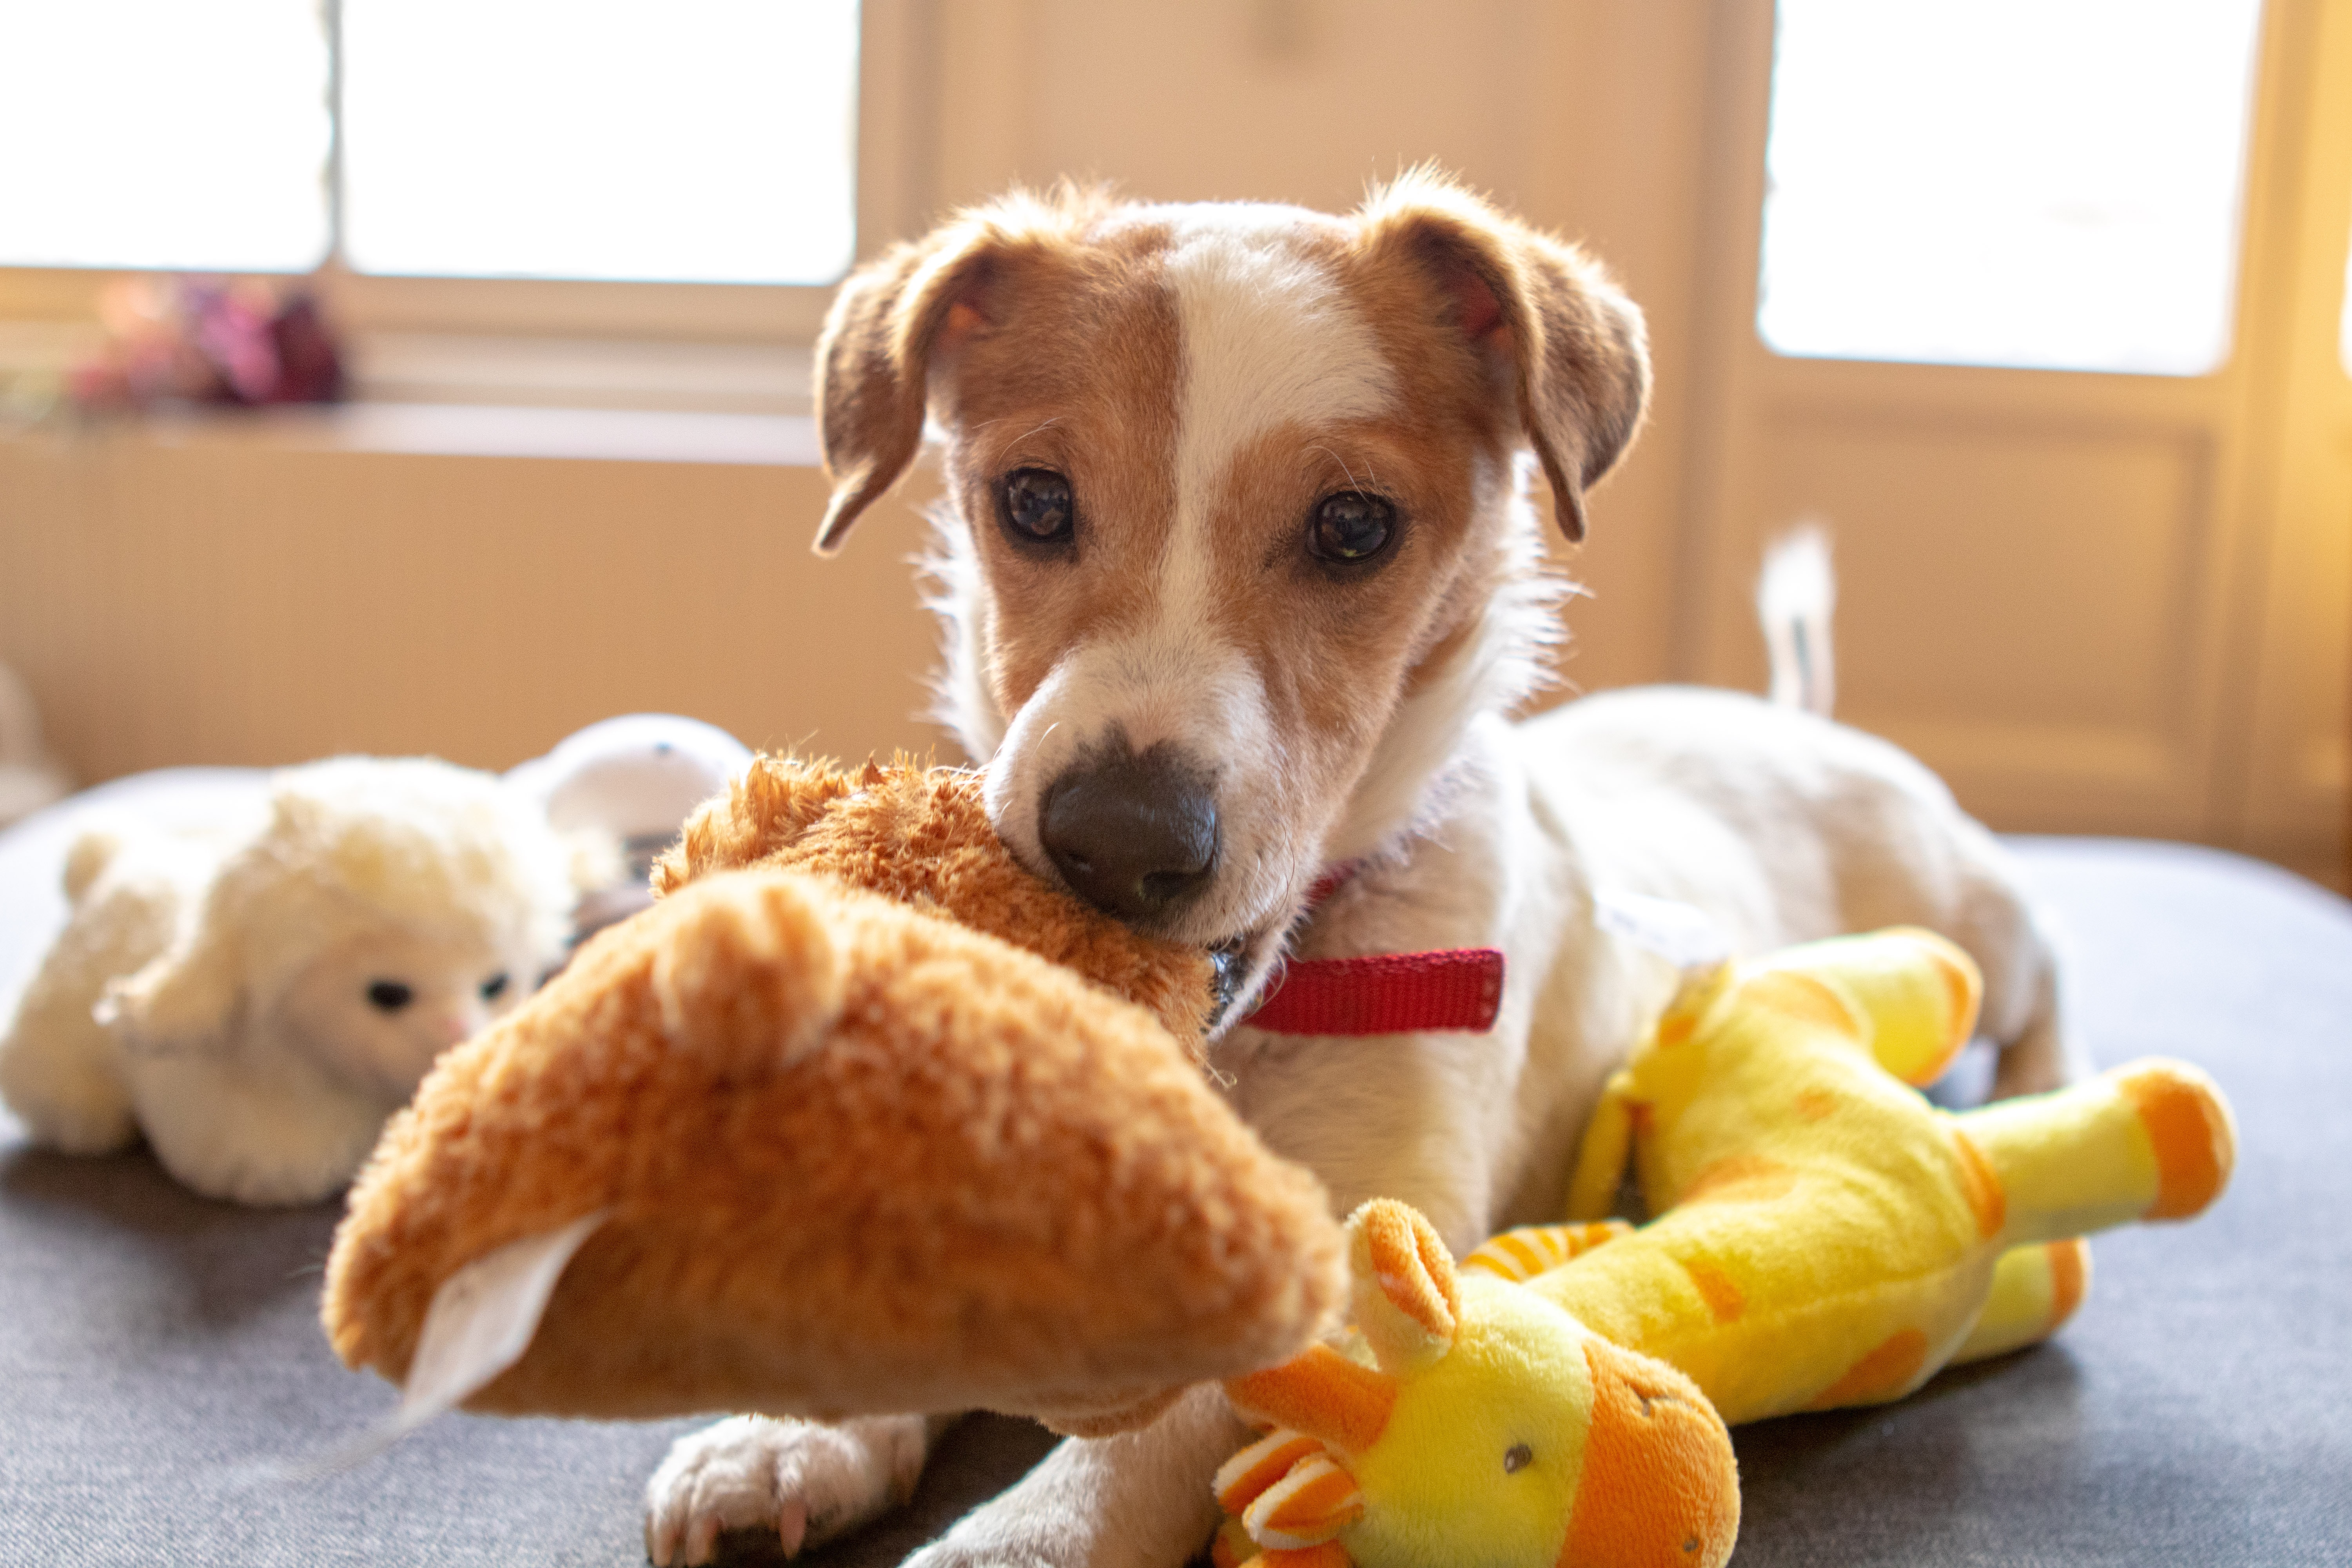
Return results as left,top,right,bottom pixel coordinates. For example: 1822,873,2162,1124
1239,863,1505,1036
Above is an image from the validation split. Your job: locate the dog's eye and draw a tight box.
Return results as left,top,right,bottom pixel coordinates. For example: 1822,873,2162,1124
366,980,415,1013
1309,491,1395,563
999,468,1075,545
479,972,510,1002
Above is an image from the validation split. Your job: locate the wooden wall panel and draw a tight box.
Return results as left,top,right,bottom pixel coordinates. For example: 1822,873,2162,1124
0,426,949,784
1744,419,2215,835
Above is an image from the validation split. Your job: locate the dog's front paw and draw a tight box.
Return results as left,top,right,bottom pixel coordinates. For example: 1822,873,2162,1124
903,1505,1150,1568
644,1414,930,1567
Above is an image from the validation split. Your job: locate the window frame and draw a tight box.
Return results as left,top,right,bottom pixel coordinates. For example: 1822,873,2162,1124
0,0,934,350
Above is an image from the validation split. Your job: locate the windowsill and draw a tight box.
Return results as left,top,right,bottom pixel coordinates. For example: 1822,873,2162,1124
0,326,824,466
1,400,822,467
348,332,814,415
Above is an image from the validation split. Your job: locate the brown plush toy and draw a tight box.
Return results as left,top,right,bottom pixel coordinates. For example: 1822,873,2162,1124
321,758,1345,1436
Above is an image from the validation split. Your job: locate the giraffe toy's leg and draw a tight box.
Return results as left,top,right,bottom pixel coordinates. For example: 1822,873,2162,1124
1949,1058,2236,1246
1949,1238,2093,1365
1753,928,1984,1087
1564,1069,1639,1222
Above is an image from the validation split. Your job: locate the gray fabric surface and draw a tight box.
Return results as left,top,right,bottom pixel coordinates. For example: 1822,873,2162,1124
1,824,2346,1566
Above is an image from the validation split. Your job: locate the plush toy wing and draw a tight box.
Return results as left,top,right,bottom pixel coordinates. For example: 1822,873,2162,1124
322,864,1344,1430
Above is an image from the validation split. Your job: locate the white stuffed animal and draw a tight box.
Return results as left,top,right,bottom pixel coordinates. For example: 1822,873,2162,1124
0,757,582,1205
505,713,752,938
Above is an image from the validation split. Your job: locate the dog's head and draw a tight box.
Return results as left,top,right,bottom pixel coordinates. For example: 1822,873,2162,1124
812,171,1648,1010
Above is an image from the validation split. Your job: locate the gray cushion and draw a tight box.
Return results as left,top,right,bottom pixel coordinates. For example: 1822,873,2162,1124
1,829,2345,1566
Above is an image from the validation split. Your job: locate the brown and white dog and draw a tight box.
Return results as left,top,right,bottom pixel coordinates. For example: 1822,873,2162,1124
643,172,2082,1567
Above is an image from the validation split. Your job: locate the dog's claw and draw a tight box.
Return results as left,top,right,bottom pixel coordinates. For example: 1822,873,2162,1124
645,1414,933,1566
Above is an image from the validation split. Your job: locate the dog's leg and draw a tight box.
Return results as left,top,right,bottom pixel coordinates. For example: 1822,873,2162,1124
644,1412,952,1567
1985,939,2091,1099
1942,829,2094,1100
904,1385,1247,1568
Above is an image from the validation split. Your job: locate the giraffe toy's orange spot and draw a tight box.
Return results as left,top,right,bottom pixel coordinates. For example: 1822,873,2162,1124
1807,1328,1930,1410
1680,1154,1800,1206
2117,1065,2236,1220
1950,1128,2007,1239
2045,1238,2090,1332
1226,1344,1397,1457
1466,1222,1636,1282
1934,949,1983,1042
1216,1430,1330,1515
1793,1087,1839,1122
1559,1339,1740,1568
1680,1257,1746,1325
1657,1012,1697,1047
1476,1229,1556,1282
1744,970,1863,1037
1246,1454,1365,1547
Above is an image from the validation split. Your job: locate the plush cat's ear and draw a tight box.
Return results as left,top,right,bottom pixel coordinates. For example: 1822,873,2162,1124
1349,1199,1461,1377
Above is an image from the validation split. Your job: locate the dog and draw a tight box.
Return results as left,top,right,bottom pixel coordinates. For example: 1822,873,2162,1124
642,171,2083,1567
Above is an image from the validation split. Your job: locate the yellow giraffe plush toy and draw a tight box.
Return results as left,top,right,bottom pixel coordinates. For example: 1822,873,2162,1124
1213,927,2237,1568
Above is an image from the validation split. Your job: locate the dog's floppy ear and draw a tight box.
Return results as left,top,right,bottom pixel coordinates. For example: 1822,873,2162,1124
814,208,1041,556
1357,173,1650,542
812,225,993,554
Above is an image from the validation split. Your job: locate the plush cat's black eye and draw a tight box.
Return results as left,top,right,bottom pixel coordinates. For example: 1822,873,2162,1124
999,467,1075,545
479,972,510,1002
1309,491,1396,564
366,980,415,1013
1503,1443,1533,1474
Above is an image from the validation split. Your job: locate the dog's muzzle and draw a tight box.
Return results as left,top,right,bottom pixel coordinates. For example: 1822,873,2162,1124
1039,742,1219,927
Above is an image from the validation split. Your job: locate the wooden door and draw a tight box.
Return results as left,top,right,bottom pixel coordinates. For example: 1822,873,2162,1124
1676,0,2352,883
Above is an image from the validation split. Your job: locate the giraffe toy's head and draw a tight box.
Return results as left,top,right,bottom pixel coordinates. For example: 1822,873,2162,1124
1217,1201,1739,1568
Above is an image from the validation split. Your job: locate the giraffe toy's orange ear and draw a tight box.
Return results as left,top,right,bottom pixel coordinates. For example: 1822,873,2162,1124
1348,1200,1461,1377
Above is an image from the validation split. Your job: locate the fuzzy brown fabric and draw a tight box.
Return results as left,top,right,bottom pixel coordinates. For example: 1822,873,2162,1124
321,759,1342,1428
655,757,1217,1041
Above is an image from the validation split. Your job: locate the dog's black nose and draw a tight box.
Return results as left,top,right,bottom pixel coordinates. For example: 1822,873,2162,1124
1040,744,1219,924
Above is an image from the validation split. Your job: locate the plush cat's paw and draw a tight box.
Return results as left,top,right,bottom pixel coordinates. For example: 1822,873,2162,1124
0,1041,138,1155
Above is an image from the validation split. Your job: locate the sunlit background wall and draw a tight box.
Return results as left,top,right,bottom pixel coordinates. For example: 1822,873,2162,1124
0,0,2345,891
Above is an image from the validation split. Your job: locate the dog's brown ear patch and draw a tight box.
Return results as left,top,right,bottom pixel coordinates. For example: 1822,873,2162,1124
812,228,994,554
813,186,1117,555
1357,171,1650,542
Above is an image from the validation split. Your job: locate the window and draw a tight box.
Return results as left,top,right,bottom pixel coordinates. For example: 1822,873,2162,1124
0,0,860,289
0,0,331,272
1756,0,2267,377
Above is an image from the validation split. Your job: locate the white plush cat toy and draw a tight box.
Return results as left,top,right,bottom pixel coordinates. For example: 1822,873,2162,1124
0,757,584,1205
